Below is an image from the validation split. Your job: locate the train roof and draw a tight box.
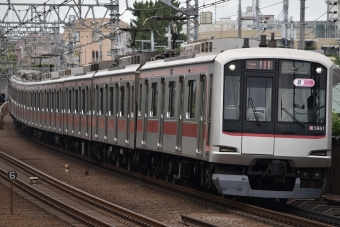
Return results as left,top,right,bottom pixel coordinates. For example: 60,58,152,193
215,48,334,68
94,64,140,78
141,53,217,71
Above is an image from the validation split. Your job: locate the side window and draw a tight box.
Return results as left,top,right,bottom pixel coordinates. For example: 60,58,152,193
120,86,125,117
99,87,103,115
187,80,196,119
51,91,54,112
150,82,158,117
75,89,79,114
168,81,176,118
82,89,85,114
46,91,50,112
109,87,114,116
38,92,41,110
56,91,59,112
131,85,134,118
138,84,142,117
68,89,72,113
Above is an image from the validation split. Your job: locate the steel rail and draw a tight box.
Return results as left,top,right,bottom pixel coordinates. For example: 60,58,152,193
0,152,170,227
14,138,335,227
181,214,219,227
0,168,114,227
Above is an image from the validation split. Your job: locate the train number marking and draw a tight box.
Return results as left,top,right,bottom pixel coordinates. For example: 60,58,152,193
7,170,17,180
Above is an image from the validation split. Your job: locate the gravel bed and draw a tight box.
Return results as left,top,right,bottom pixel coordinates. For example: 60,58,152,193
0,115,274,227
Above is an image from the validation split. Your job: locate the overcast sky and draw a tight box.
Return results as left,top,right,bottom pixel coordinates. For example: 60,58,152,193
0,0,333,27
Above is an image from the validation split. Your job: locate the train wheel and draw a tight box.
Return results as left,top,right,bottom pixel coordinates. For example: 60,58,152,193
165,174,171,182
146,169,152,177
279,198,288,204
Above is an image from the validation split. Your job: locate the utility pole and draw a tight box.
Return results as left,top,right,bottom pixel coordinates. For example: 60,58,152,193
326,0,329,38
299,0,306,50
283,0,289,47
238,0,242,38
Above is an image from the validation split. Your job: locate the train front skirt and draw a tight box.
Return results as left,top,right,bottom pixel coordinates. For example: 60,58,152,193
212,174,324,199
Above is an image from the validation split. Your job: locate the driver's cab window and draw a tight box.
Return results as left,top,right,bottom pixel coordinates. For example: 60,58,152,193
246,77,272,122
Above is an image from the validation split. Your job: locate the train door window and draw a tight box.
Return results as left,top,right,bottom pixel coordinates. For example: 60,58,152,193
223,61,241,120
56,91,59,113
41,91,44,111
84,87,91,114
68,89,72,113
168,81,176,118
187,80,196,119
127,83,130,117
138,84,142,117
38,92,41,110
109,86,114,116
47,91,50,112
104,84,108,115
94,85,98,115
150,82,158,117
75,89,79,114
131,85,134,118
51,91,54,113
120,86,125,117
82,89,85,114
88,87,92,115
99,87,103,115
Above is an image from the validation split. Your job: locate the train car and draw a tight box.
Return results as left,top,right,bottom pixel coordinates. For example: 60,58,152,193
9,37,333,199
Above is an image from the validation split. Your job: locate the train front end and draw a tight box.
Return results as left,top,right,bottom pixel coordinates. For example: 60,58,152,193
210,48,333,199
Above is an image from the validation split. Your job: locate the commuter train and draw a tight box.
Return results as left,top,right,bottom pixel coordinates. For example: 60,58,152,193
9,37,333,199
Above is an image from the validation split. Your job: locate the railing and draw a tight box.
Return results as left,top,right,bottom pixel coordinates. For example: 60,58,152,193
0,102,9,130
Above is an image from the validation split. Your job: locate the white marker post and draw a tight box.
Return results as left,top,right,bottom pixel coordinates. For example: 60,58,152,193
7,170,17,214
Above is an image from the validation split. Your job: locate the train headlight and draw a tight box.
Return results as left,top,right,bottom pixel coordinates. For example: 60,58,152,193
309,150,328,156
220,147,237,152
229,64,235,71
316,67,322,74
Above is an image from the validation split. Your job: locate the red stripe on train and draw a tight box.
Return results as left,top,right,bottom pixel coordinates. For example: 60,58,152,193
147,120,158,133
223,131,325,139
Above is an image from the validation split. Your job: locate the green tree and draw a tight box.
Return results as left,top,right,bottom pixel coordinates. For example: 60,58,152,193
129,0,186,51
333,55,340,66
332,111,340,136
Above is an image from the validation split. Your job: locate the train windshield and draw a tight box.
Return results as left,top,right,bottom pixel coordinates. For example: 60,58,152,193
278,60,327,124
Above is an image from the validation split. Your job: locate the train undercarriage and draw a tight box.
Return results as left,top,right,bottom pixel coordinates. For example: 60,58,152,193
16,120,328,198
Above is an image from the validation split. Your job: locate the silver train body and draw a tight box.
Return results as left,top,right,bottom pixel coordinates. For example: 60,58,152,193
9,42,333,199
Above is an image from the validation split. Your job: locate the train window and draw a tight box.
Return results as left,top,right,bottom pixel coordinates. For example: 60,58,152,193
105,85,108,115
109,87,114,116
168,81,176,118
99,87,103,115
120,86,125,117
56,91,59,113
46,92,49,112
278,60,327,124
75,89,79,114
138,84,142,117
51,92,54,113
246,77,272,122
84,87,91,114
82,89,85,114
38,92,41,110
131,85,134,118
187,80,196,119
223,61,241,120
41,91,44,111
150,82,158,117
68,89,72,113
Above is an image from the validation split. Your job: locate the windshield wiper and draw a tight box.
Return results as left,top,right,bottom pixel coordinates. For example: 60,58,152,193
248,98,261,126
281,107,305,128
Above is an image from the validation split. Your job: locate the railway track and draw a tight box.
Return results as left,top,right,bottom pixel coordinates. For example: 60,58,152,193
0,151,169,227
14,137,338,227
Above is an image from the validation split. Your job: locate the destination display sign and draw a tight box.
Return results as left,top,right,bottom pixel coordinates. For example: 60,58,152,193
245,60,274,70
